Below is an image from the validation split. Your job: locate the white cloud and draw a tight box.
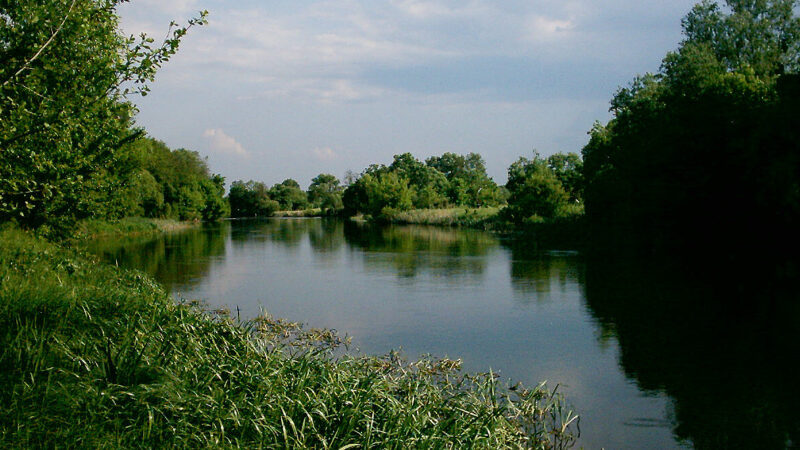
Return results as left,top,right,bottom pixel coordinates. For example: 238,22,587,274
525,15,576,42
312,147,338,161
203,129,249,157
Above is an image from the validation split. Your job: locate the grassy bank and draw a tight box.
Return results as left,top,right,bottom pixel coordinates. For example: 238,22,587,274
382,207,503,229
273,208,325,217
73,217,199,240
0,227,578,448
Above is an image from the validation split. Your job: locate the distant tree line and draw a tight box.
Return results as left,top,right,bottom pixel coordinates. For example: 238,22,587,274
227,174,344,218
226,151,585,222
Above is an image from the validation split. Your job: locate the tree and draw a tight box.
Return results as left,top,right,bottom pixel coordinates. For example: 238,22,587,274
308,174,343,212
228,181,278,218
582,0,800,257
0,1,206,231
546,153,584,202
505,156,569,223
425,152,502,207
390,153,449,208
269,179,309,211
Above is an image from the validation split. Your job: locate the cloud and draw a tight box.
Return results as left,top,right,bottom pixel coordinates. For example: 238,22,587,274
312,147,338,161
525,15,576,42
203,129,249,157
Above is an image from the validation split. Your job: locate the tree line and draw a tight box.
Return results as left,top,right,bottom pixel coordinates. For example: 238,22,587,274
225,150,585,224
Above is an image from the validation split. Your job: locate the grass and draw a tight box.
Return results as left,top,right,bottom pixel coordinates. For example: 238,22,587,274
73,217,198,240
385,207,503,229
0,226,579,448
273,208,325,217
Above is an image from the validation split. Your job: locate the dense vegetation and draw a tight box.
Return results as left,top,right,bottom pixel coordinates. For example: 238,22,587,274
582,0,800,259
342,152,506,218
115,137,229,221
0,0,211,235
0,227,579,448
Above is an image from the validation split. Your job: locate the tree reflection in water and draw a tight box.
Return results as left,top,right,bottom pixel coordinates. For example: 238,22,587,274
583,256,800,449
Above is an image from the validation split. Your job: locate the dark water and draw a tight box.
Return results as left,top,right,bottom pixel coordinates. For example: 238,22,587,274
86,218,799,449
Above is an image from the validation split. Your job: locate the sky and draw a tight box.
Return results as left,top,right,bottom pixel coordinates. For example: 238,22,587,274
118,0,700,187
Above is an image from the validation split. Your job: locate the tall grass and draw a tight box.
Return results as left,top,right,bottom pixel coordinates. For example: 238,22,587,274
0,227,579,448
387,207,503,229
72,217,197,240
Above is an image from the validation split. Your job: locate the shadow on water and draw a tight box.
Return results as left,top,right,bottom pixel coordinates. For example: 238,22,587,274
583,254,800,449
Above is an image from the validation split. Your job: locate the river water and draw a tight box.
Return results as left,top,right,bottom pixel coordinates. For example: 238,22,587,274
86,218,798,449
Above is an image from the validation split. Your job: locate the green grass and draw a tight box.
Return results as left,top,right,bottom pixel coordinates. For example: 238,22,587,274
385,207,503,229
272,208,325,217
0,226,579,448
72,217,197,240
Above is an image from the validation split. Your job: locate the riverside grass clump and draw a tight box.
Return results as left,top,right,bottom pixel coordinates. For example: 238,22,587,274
72,217,198,239
386,207,503,229
0,227,579,449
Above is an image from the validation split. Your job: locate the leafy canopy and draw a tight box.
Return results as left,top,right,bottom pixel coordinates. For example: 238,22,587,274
0,0,206,231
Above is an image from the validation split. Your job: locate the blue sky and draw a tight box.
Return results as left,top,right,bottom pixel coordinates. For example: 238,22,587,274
119,0,699,187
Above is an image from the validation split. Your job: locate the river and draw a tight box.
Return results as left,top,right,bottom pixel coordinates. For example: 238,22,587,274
85,218,798,449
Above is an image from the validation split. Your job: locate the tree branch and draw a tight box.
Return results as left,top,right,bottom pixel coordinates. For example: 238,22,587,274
1,0,78,88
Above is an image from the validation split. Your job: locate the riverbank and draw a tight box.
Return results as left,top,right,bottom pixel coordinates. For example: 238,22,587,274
72,217,199,240
273,208,325,217
0,226,578,448
384,207,503,229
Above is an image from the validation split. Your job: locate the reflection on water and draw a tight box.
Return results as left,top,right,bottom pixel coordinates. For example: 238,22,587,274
86,218,800,449
84,223,228,291
344,221,496,279
584,257,800,449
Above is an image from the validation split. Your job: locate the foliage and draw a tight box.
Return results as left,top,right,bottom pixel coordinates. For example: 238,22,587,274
0,227,580,448
346,172,414,218
0,0,206,232
114,137,229,221
307,173,344,213
545,153,584,203
582,0,800,257
343,152,506,217
390,153,450,208
269,179,309,211
426,152,505,207
228,180,279,218
505,155,572,224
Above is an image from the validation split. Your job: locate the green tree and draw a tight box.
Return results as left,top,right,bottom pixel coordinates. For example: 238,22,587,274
228,180,278,218
546,153,584,202
425,152,502,207
308,174,343,212
269,179,309,211
0,1,206,231
390,153,449,208
582,0,800,257
505,156,570,223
